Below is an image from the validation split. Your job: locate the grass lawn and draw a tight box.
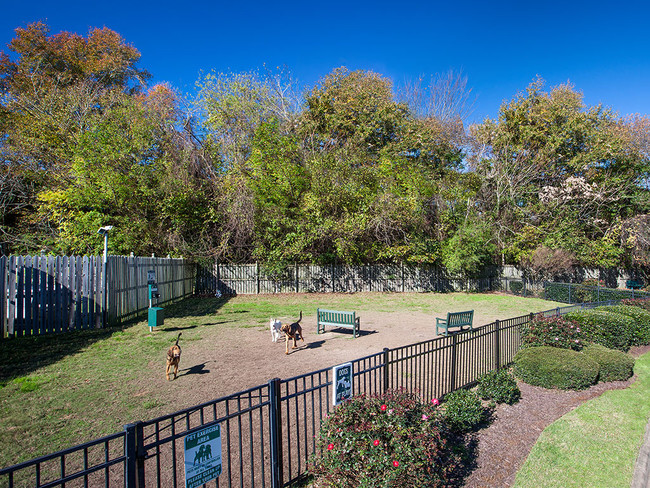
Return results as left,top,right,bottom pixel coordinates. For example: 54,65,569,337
513,350,650,487
0,291,559,469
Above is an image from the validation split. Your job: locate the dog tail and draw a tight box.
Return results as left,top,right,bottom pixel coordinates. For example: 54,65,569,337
175,332,182,346
298,310,302,323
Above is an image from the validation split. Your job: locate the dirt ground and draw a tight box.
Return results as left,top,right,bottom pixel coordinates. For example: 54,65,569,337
141,305,645,487
149,307,518,405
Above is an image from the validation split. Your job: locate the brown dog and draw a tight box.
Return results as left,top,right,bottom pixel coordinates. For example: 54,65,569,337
166,332,182,380
281,311,304,355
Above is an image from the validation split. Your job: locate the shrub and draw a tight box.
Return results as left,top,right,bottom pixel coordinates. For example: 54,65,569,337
565,310,635,351
509,281,524,295
476,369,521,405
582,344,635,382
598,305,650,346
513,346,599,390
621,298,650,313
521,315,584,350
311,389,467,487
442,388,489,432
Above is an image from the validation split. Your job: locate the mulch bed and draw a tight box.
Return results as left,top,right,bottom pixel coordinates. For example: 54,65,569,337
462,345,650,487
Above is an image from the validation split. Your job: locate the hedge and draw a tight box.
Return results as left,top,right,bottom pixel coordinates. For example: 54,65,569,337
581,344,635,383
513,346,599,390
564,310,635,351
598,305,650,346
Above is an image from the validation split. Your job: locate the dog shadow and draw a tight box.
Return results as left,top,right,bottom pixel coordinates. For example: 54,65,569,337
163,325,198,332
305,340,325,350
179,362,212,377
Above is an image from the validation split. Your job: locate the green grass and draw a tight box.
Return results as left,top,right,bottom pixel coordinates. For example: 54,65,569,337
513,350,650,487
0,291,559,469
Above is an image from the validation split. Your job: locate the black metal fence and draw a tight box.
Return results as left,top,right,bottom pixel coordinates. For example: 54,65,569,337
544,282,650,304
0,301,622,488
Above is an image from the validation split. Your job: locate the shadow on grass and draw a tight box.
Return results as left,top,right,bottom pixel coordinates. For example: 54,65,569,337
162,296,232,319
0,295,231,383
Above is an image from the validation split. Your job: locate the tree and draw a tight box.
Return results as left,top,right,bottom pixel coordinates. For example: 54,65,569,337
469,77,649,268
0,21,151,254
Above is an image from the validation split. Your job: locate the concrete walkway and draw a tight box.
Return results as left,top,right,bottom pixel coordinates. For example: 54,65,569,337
632,418,650,488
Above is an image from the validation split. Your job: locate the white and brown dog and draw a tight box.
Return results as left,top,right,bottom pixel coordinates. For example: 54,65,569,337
280,311,304,355
269,318,282,342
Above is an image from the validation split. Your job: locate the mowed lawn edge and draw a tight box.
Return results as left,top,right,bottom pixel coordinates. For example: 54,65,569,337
513,350,650,488
0,292,559,469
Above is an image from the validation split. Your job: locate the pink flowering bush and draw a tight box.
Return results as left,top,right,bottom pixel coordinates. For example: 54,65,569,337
310,389,467,487
521,315,584,351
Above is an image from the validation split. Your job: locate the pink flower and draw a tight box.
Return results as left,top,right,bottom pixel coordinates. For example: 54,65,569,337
380,404,387,411
373,439,380,446
422,414,428,420
388,409,393,415
327,443,334,450
431,398,440,406
393,461,400,467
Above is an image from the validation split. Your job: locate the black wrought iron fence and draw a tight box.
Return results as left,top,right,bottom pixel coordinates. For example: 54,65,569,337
544,282,650,304
0,301,620,488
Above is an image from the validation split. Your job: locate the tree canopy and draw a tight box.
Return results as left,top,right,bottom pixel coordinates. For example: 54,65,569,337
2,23,649,275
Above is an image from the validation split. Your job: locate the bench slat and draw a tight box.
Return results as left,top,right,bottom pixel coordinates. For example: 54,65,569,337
317,308,359,338
436,310,474,336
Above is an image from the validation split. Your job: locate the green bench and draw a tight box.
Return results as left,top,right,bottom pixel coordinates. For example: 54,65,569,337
436,310,474,336
626,280,644,290
317,309,360,338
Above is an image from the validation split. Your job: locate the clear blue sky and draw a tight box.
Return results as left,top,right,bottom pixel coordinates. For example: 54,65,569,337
2,0,649,124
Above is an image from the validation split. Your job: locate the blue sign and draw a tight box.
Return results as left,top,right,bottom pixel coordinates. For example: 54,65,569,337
332,362,353,406
184,423,222,488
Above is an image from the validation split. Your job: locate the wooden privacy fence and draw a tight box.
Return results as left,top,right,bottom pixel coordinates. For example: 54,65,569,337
0,255,104,337
106,255,196,326
1,255,196,338
197,262,497,295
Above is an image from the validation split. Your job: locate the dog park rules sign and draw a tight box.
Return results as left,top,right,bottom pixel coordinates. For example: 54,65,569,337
332,362,353,406
184,423,222,488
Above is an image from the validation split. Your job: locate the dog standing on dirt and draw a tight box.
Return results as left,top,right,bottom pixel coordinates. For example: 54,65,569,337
166,332,182,381
269,318,282,343
281,311,304,355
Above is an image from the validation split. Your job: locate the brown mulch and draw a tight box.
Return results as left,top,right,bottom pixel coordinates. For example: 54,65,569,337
461,345,650,487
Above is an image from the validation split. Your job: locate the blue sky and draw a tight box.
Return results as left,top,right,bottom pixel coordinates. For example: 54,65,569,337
2,0,649,124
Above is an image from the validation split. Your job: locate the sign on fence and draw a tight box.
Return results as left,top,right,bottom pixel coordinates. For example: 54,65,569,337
332,362,353,406
184,423,222,488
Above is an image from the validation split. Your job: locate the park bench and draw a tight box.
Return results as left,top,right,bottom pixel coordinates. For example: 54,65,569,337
317,309,360,338
436,310,474,336
626,280,644,290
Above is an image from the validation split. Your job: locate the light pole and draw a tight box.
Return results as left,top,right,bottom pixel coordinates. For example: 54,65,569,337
97,226,113,327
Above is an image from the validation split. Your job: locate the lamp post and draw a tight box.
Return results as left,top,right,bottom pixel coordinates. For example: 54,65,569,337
97,226,113,327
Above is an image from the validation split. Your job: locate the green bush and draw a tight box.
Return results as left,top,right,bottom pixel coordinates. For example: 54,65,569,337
311,389,467,487
582,344,635,383
521,315,584,350
621,298,650,313
509,281,524,295
476,369,521,405
442,388,489,432
598,305,650,346
513,346,599,390
565,310,634,351
544,283,571,303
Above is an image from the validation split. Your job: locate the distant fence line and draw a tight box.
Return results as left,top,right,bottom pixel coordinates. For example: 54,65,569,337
0,300,618,487
197,262,507,295
544,282,650,304
1,255,195,338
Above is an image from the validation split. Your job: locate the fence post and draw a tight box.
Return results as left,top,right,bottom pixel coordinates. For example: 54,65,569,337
269,378,283,488
494,320,501,371
450,334,458,392
256,262,260,294
295,263,299,293
124,422,144,488
382,348,390,392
